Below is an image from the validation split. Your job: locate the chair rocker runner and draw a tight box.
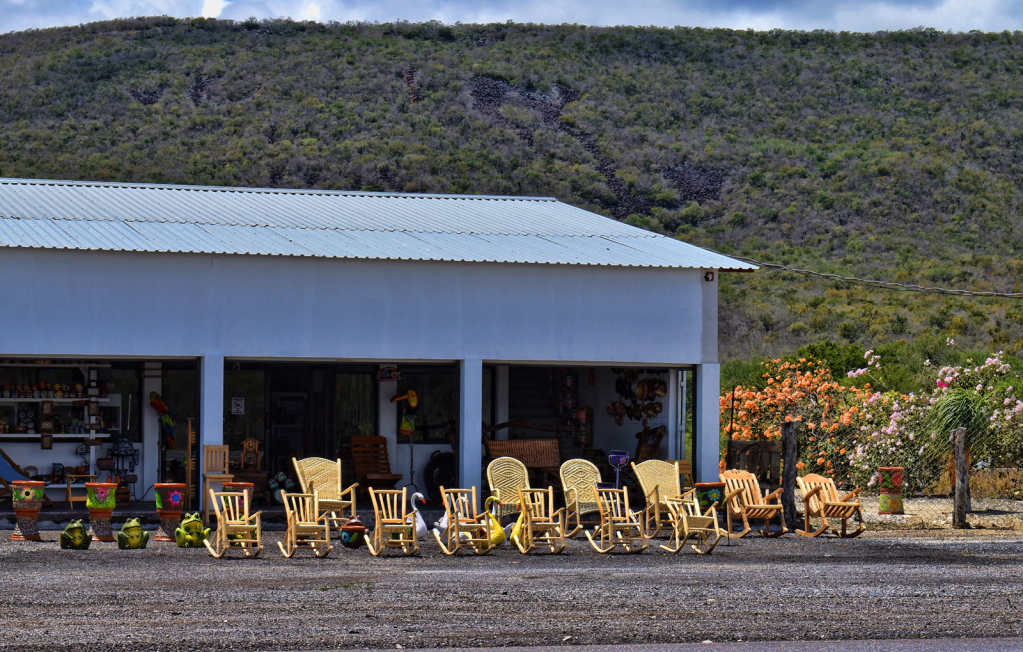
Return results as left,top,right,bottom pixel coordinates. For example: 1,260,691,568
720,469,787,538
796,474,866,538
204,490,263,558
660,489,724,554
585,485,649,554
366,487,419,556
433,486,498,555
292,457,358,537
514,487,567,554
560,459,602,537
631,459,689,538
278,490,333,558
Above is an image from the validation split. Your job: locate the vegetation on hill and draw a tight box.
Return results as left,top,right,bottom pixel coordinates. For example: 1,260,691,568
2,17,1023,373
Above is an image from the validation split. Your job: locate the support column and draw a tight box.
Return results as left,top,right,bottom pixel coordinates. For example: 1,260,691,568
495,365,509,440
694,363,720,483
666,369,679,461
141,362,163,491
377,365,400,485
199,354,224,513
458,359,483,504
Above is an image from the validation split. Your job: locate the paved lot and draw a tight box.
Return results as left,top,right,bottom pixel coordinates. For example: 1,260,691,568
1,530,1021,651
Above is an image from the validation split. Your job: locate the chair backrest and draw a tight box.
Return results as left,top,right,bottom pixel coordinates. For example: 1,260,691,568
281,490,320,524
677,459,695,489
0,448,30,484
517,486,556,521
203,445,230,474
721,469,765,509
631,459,681,503
592,485,636,522
487,457,529,497
292,457,342,498
797,473,839,513
369,487,408,522
439,487,479,522
484,439,561,468
560,459,601,502
726,439,783,491
209,490,250,523
635,425,667,462
351,436,393,475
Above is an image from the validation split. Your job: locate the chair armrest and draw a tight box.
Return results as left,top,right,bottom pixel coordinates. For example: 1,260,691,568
764,488,784,503
565,487,578,507
802,485,823,504
339,483,359,498
724,488,745,503
839,488,861,502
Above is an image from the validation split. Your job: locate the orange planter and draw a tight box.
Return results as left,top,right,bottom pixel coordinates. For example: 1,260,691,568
11,480,44,541
85,482,119,541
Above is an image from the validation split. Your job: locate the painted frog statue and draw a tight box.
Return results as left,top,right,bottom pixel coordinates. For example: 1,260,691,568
59,519,92,550
117,518,150,550
175,512,210,548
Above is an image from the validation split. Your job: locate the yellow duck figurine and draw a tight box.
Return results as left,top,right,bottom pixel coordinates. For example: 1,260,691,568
484,497,506,548
508,504,526,549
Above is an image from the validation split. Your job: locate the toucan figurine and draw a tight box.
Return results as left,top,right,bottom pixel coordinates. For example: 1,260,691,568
391,390,418,441
149,391,175,448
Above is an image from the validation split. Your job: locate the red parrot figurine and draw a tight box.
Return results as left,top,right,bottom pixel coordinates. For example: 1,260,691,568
149,391,175,448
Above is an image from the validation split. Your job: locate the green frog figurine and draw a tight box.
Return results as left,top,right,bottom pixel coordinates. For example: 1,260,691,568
174,512,210,548
117,518,150,550
59,519,92,550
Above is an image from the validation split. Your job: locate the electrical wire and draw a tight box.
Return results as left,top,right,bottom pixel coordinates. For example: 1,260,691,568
714,250,1023,299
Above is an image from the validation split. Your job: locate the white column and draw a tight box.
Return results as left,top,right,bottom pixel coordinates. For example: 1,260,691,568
666,369,679,461
377,365,400,484
141,362,162,490
199,354,224,512
458,358,483,503
495,365,509,440
694,363,720,483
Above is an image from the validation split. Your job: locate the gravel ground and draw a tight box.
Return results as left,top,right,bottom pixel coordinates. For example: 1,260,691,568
1,530,1022,651
859,496,1023,530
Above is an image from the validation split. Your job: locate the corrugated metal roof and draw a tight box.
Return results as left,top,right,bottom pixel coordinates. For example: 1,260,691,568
0,178,755,270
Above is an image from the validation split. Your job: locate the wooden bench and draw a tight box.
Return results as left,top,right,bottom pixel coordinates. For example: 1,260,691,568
726,439,783,493
484,439,561,487
351,436,403,498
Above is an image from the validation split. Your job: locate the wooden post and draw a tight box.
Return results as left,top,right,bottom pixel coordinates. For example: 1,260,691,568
953,427,969,529
781,419,799,530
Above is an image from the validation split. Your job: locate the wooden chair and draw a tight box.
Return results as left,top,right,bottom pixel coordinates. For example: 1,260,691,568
585,485,649,554
661,489,724,554
432,486,498,555
559,458,602,537
204,490,263,558
351,436,402,498
631,459,687,538
726,439,783,494
720,469,787,538
65,474,96,509
278,490,333,558
486,456,529,521
797,474,866,538
365,487,419,556
202,445,234,525
514,486,567,554
634,425,667,463
292,457,358,536
677,459,695,489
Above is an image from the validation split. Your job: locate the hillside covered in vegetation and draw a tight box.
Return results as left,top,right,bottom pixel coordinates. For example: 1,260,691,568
2,17,1023,365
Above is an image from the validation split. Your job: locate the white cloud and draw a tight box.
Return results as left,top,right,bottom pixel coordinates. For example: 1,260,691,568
202,0,230,18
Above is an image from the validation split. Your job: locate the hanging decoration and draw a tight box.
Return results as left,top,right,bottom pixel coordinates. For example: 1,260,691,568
149,391,175,448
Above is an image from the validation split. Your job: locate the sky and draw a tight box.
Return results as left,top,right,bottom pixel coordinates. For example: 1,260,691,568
1,0,1022,35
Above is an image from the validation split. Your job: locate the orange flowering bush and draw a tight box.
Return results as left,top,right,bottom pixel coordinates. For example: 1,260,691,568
721,358,865,482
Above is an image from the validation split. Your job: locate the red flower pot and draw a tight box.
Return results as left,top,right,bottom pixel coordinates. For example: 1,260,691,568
85,482,119,541
153,483,187,542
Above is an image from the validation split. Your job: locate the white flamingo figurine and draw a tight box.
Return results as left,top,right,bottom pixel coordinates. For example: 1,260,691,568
407,492,428,540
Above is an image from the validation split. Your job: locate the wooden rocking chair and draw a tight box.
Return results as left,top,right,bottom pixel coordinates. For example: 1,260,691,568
514,487,567,554
432,486,498,555
720,469,787,538
486,456,529,521
277,491,333,558
797,474,866,538
365,487,419,556
585,485,649,554
631,459,688,538
560,458,602,537
661,489,724,554
204,490,263,558
292,457,358,537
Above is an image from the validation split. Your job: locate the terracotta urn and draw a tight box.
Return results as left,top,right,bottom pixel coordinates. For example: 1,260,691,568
222,482,255,506
10,480,45,541
877,466,905,515
340,515,367,549
153,483,187,542
85,482,119,541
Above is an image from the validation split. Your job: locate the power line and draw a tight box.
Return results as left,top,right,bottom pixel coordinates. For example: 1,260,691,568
714,251,1023,299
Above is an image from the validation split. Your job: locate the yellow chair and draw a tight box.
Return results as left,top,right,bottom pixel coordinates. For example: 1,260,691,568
204,490,263,558
278,490,333,558
797,474,865,538
514,486,567,554
433,486,498,555
631,459,687,538
559,459,602,537
202,445,234,525
721,469,787,538
292,457,358,536
661,489,724,554
486,456,529,521
366,487,419,556
585,485,649,554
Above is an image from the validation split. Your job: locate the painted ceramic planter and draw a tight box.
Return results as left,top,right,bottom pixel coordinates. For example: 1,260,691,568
877,467,905,515
153,483,187,542
223,482,255,506
695,482,726,511
340,516,367,549
85,482,119,541
10,480,44,541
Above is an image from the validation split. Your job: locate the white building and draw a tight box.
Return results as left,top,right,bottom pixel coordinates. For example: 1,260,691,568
0,177,753,507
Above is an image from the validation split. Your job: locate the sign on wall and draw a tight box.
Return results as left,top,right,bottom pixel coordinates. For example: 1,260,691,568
231,397,245,415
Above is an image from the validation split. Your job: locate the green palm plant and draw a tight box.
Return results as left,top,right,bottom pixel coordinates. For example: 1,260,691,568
929,388,990,505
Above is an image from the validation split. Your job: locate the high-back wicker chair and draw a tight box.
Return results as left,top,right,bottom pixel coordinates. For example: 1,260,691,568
585,485,649,554
292,457,358,535
559,459,602,537
277,490,332,558
366,487,419,556
204,490,263,558
797,474,865,538
631,459,686,538
660,489,724,555
721,469,787,538
514,486,567,554
487,457,529,520
433,486,498,555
